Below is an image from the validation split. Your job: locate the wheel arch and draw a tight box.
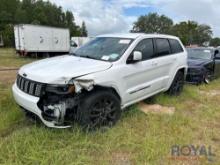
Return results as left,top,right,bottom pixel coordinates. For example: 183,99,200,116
167,66,187,90
175,67,187,79
86,85,122,102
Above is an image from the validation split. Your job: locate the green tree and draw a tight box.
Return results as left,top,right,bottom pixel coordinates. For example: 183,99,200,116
172,21,212,45
194,24,212,45
81,21,88,37
14,7,28,24
131,13,173,34
0,0,84,46
132,13,213,46
210,38,220,47
2,24,14,47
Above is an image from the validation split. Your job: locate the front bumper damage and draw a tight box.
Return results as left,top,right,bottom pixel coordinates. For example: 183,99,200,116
186,73,204,84
12,83,71,128
186,67,205,84
13,74,96,128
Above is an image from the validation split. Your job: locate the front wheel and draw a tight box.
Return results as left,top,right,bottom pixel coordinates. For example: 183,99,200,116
204,71,212,84
167,71,184,96
77,90,121,130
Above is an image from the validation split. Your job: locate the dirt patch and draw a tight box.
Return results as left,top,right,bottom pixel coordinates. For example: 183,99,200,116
212,137,220,143
181,100,203,116
111,152,132,165
0,67,19,70
199,90,220,97
0,70,17,85
138,102,175,115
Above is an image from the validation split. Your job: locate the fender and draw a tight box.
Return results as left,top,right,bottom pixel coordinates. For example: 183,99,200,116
166,65,188,90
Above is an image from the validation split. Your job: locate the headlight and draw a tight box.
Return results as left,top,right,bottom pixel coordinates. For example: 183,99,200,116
74,79,94,92
188,68,203,74
45,84,75,94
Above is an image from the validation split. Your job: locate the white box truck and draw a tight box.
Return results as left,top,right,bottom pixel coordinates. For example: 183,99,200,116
14,24,70,56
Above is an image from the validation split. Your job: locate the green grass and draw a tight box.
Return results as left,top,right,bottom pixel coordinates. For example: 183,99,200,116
0,48,35,68
0,48,220,164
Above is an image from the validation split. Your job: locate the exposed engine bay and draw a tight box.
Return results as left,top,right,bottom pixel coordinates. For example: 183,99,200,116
37,80,94,127
38,93,79,126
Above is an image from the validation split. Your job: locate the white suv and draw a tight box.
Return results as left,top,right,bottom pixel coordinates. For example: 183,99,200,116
12,33,187,129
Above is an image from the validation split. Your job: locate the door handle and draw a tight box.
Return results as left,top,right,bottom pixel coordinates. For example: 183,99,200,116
152,61,158,66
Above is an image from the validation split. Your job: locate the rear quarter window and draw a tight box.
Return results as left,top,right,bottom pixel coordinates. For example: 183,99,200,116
169,39,184,54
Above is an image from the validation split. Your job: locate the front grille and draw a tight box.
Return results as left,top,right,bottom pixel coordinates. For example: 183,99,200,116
16,74,45,97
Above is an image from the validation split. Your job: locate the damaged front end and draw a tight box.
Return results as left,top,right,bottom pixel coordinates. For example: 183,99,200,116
37,79,95,127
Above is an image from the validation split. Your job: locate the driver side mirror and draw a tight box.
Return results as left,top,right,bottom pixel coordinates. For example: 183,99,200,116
127,51,142,64
133,51,142,61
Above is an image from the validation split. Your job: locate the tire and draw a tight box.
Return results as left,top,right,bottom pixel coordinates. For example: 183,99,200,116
167,71,184,96
77,90,121,130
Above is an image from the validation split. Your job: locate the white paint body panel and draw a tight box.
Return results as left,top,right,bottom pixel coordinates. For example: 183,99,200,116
12,33,187,128
18,55,112,84
14,24,70,52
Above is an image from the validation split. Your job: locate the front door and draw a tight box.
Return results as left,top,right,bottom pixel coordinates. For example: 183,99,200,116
122,38,166,103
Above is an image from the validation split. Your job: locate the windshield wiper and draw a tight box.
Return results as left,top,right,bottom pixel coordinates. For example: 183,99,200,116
70,52,77,56
80,55,99,60
189,57,198,59
70,53,99,60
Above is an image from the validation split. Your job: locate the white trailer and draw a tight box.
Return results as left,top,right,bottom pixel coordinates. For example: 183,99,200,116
14,24,70,56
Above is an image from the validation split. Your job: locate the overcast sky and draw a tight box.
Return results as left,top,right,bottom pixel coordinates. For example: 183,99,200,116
48,0,220,37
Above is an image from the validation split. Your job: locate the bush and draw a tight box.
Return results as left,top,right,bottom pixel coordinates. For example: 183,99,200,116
1,24,15,47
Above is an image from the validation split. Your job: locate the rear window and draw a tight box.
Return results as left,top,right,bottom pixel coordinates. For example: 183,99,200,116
155,38,171,56
169,39,184,54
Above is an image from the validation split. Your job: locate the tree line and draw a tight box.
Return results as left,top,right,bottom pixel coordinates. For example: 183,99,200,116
0,0,88,47
131,13,220,47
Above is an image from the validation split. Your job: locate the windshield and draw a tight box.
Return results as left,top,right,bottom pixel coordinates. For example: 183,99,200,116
71,37,133,61
187,49,213,60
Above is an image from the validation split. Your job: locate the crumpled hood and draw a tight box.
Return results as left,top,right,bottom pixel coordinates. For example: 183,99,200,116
19,55,112,84
187,58,211,67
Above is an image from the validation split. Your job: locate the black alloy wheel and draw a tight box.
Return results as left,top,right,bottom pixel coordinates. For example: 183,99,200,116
78,90,121,130
167,71,184,96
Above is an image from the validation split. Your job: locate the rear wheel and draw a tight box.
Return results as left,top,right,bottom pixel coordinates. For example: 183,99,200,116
77,90,121,130
167,71,184,96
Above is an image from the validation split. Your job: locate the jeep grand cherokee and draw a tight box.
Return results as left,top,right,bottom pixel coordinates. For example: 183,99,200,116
12,33,187,129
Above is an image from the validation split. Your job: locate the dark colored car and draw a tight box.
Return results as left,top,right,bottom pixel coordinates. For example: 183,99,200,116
186,47,220,84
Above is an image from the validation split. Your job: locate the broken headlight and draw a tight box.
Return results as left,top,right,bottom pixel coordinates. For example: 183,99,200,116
74,79,94,92
45,84,75,94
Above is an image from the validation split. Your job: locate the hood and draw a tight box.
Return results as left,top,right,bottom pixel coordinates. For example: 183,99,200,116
19,55,112,84
187,58,212,67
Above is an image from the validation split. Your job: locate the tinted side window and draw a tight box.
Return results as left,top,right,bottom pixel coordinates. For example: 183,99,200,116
169,39,184,54
134,39,154,60
155,38,171,56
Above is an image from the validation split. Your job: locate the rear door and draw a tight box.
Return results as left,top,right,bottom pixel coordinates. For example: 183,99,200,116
154,38,184,88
